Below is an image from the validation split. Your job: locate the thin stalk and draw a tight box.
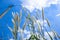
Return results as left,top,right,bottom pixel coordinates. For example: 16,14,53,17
44,26,53,40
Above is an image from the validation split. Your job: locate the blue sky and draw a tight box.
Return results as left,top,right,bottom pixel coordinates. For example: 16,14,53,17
0,0,60,40
21,0,60,34
0,0,22,40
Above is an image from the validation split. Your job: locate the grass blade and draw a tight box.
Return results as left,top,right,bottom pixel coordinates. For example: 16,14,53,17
42,8,44,20
0,5,14,18
46,18,50,27
8,26,13,32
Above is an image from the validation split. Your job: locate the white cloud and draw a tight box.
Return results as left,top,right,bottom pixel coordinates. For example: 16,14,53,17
18,27,31,39
18,27,30,34
34,19,47,32
21,0,60,12
36,19,47,26
9,38,14,40
24,30,30,34
23,30,31,39
44,31,55,40
56,13,60,16
26,33,31,39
